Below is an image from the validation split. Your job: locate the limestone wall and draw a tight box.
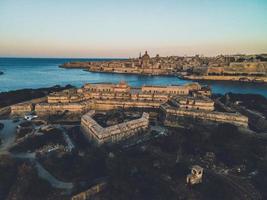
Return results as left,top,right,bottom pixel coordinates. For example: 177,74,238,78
35,103,86,113
161,104,248,127
46,82,210,105
9,97,47,114
0,106,11,116
81,111,149,145
87,99,163,111
11,103,33,114
71,182,107,200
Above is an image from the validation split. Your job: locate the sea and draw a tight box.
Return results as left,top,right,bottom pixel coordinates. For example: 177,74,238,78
0,57,266,97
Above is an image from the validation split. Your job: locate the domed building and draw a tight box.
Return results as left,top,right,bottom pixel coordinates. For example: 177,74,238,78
141,51,150,68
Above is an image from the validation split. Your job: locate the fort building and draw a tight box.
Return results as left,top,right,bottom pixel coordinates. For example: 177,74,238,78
11,81,248,129
170,95,215,111
38,81,205,113
160,96,248,127
11,102,34,114
81,110,149,145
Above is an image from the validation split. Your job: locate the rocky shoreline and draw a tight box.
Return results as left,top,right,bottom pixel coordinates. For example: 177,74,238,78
0,85,74,109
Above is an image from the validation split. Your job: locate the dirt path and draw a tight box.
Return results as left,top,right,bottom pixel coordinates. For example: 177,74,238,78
0,119,74,191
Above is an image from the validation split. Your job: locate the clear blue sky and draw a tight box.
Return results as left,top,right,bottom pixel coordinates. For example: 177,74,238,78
0,0,267,58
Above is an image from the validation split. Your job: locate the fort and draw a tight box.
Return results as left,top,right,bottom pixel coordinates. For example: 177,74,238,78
11,102,33,114
160,97,248,127
9,81,249,145
34,81,206,113
81,110,149,145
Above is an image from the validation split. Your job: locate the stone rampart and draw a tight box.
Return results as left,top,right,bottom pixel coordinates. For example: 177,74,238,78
81,110,149,145
35,103,86,113
71,182,107,200
161,104,248,127
11,103,33,114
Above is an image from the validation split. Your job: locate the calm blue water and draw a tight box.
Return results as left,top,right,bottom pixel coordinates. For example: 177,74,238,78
0,58,266,97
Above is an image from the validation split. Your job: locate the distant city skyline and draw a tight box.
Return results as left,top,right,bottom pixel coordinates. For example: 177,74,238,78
0,0,267,58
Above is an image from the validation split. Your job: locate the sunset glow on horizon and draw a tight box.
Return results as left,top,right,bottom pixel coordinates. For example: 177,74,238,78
0,0,267,58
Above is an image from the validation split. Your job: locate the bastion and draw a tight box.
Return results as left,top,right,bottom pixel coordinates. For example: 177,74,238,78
81,110,149,145
160,98,248,127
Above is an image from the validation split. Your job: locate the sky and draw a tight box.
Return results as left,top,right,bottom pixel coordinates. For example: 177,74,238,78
0,0,267,58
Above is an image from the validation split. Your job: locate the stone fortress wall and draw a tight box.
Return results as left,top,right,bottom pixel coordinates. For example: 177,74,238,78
160,97,248,127
71,181,107,200
10,97,47,114
10,81,248,128
35,81,205,113
207,62,267,76
186,61,267,82
170,95,215,111
81,110,149,145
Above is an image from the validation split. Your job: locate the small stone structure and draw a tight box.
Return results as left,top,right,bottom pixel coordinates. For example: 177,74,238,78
71,181,107,200
81,110,149,145
186,165,203,185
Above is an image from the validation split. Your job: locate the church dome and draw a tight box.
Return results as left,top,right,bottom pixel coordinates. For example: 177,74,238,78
142,51,150,60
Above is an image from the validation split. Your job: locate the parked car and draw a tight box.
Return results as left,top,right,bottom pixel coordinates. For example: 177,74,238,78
24,114,38,121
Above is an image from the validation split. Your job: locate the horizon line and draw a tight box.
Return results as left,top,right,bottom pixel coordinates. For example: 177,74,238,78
1,52,267,59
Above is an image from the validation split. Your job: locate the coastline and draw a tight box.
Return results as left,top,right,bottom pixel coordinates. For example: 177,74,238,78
0,85,74,109
181,75,267,83
60,64,267,83
83,69,175,77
